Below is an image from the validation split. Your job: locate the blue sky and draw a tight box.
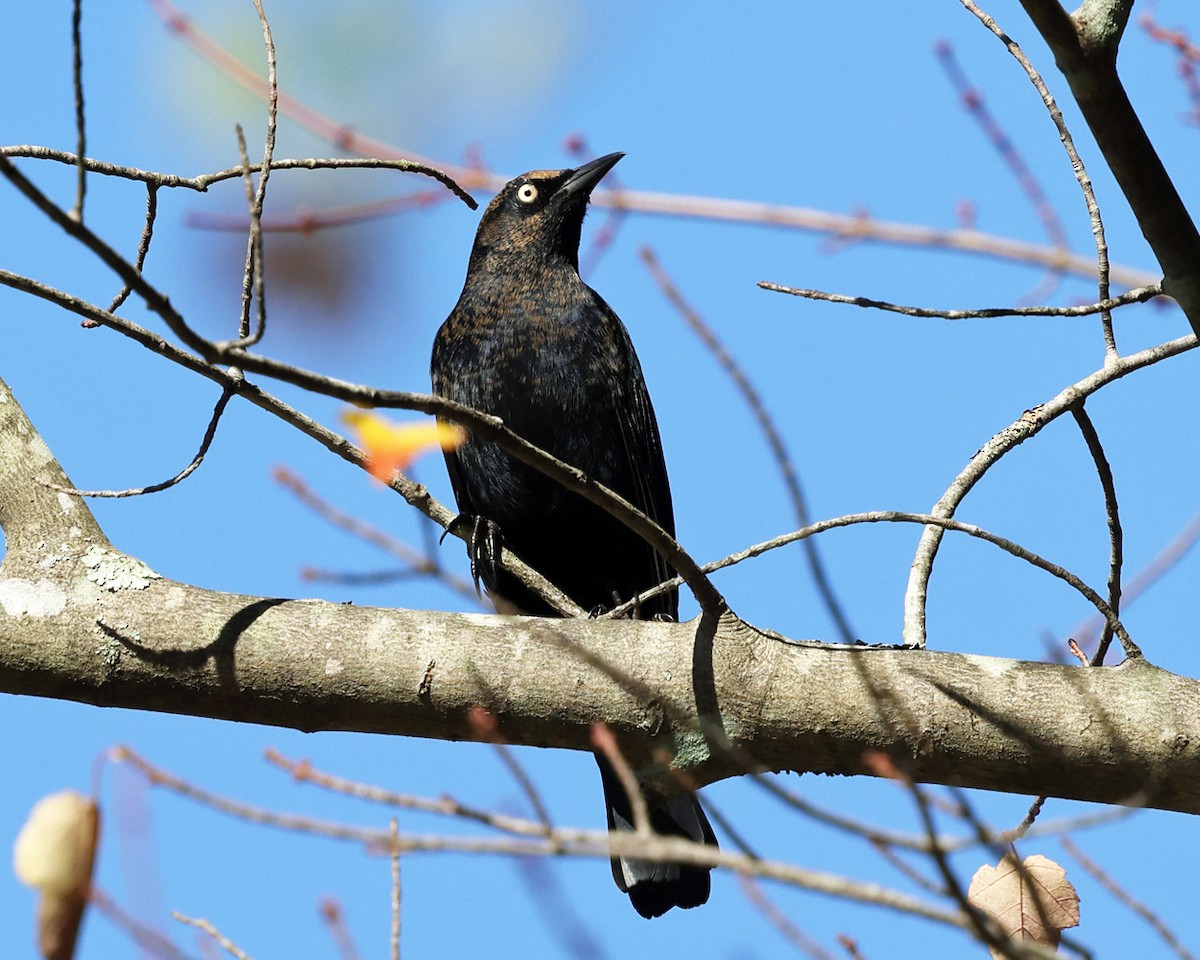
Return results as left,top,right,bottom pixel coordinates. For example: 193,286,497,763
3,2,1199,957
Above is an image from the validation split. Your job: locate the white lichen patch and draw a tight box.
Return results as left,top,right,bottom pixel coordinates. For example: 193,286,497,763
57,492,77,515
0,578,68,617
81,546,161,591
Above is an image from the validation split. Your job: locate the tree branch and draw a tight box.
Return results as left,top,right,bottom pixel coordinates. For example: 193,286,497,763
1017,0,1200,336
3,377,1200,816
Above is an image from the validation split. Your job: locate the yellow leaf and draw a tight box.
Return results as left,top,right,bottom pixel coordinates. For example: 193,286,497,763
342,409,466,482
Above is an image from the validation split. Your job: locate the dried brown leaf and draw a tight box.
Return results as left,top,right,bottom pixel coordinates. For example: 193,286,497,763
968,853,1080,958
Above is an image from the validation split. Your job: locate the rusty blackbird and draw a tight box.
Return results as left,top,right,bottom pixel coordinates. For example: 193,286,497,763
431,153,718,917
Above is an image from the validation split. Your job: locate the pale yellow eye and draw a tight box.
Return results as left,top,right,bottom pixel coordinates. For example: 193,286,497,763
516,183,539,204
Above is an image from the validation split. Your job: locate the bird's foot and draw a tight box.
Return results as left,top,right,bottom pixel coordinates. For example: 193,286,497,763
469,516,503,597
443,514,503,597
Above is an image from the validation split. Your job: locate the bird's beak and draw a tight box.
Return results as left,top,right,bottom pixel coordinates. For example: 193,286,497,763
558,152,624,201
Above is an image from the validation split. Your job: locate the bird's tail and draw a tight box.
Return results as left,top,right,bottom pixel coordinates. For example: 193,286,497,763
596,756,718,919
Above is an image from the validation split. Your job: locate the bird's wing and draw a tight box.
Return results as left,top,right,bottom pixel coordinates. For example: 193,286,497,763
600,301,679,621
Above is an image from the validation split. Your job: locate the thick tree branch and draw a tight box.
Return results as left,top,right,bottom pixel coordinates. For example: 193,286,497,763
4,378,1200,816
1017,0,1200,336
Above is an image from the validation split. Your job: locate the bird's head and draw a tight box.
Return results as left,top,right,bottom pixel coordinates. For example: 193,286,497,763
469,152,623,270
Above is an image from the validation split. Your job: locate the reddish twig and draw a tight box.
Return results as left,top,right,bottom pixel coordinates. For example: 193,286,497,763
639,246,856,643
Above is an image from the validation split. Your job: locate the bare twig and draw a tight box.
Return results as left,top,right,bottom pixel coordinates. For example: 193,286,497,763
234,125,265,342
902,332,1197,648
591,723,649,834
958,0,1119,357
467,708,555,832
757,282,1160,320
317,898,361,960
1018,0,1200,337
139,0,1158,288
264,748,550,839
639,246,856,643
838,935,870,960
70,0,86,221
234,0,276,346
389,819,401,960
186,188,449,233
91,886,198,960
271,465,478,601
1070,404,1123,665
935,38,1068,252
120,747,972,930
171,914,254,960
737,874,838,960
1061,836,1196,960
103,184,160,318
1003,795,1047,843
1066,509,1200,654
0,265,584,618
870,840,946,896
626,508,1140,660
515,856,612,960
0,147,478,207
42,385,236,498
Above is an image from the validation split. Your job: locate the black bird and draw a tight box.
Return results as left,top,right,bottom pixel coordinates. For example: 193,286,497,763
431,153,718,918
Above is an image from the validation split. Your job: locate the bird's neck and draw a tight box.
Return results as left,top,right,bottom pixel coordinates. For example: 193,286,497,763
467,243,582,284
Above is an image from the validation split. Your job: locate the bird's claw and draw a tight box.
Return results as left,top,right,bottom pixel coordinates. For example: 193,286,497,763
443,514,503,597
468,515,503,597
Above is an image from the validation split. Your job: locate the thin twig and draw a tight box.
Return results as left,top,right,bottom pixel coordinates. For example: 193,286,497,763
91,886,199,960
872,840,947,896
902,332,1197,648
465,706,557,833
1066,509,1200,654
958,0,1118,357
236,0,276,345
935,38,1069,252
898,777,1042,959
318,898,361,960
737,874,838,960
1070,404,1123,665
138,0,1159,290
867,756,1010,955
1061,836,1196,960
757,281,1160,319
389,819,401,960
234,125,263,342
640,246,856,643
121,747,971,930
626,508,1140,660
837,935,870,960
186,188,449,233
41,385,236,497
1003,795,1047,843
171,914,254,960
0,264,583,618
515,856,613,960
271,465,478,601
263,748,550,838
942,788,1067,960
103,184,160,317
0,146,478,207
70,0,86,221
590,723,649,834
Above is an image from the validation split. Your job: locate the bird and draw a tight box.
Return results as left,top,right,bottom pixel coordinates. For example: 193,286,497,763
431,152,718,918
